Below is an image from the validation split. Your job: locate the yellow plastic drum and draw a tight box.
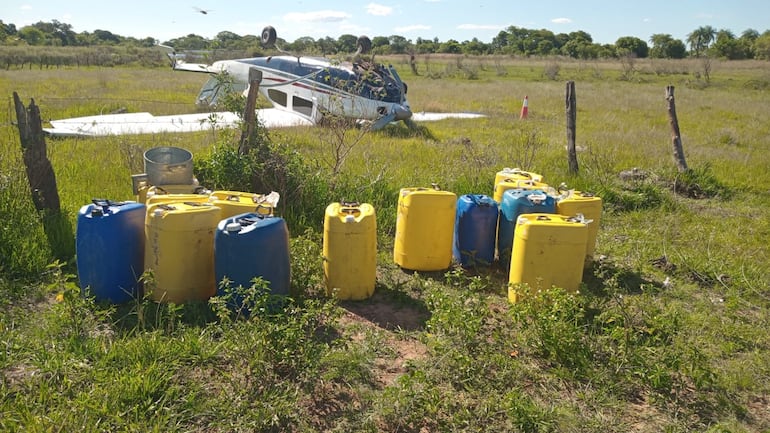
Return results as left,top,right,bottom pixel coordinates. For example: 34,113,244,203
144,201,221,303
137,184,207,205
493,178,549,203
556,190,602,267
323,202,377,300
494,167,544,189
394,187,457,271
210,190,274,219
145,193,211,207
508,213,588,303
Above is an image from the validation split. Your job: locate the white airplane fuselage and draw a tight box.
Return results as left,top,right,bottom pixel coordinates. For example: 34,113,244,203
196,55,412,126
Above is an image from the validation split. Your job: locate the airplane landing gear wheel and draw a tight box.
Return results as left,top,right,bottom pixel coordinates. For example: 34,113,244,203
357,36,372,54
261,26,277,47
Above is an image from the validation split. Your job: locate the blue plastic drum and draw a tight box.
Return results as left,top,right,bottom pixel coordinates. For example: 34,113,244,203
453,194,499,268
76,199,146,303
497,189,555,267
214,211,290,312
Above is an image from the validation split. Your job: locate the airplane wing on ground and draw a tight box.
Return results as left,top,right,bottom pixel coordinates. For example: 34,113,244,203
43,109,314,138
171,61,221,73
411,112,486,122
43,110,485,138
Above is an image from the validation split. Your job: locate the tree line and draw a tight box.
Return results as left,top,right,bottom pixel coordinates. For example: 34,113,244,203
2,19,770,60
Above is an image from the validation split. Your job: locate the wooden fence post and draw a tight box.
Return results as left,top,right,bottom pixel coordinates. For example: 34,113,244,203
238,69,263,155
13,92,74,261
566,81,579,174
666,85,689,172
13,92,61,212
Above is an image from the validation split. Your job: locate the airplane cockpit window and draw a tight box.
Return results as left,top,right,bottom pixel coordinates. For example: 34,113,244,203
293,96,314,117
195,76,221,108
196,76,248,108
268,89,288,107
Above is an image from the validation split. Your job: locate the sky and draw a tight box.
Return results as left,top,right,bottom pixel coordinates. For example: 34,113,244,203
4,0,770,45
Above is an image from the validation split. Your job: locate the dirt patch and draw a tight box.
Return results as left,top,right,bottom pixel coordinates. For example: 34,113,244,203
2,363,41,388
338,292,429,387
340,291,428,332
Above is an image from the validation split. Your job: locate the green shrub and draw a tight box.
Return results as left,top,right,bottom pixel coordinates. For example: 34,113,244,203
671,164,732,199
0,163,53,283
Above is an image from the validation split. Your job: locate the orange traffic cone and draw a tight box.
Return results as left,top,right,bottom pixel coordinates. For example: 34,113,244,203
519,95,529,119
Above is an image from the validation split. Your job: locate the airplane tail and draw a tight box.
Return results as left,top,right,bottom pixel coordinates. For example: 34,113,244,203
157,44,179,69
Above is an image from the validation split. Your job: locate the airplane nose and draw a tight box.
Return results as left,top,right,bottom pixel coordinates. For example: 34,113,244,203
393,104,412,121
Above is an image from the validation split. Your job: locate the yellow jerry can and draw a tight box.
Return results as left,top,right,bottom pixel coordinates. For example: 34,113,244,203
508,213,588,303
493,178,550,203
556,190,603,268
323,202,377,300
494,167,544,189
144,201,221,303
145,193,211,207
394,187,457,272
136,184,207,205
210,191,279,219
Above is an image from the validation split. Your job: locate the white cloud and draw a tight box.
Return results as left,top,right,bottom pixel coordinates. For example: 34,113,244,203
339,23,371,35
20,4,32,10
283,10,352,23
394,24,431,33
366,3,393,16
551,18,572,24
457,24,502,31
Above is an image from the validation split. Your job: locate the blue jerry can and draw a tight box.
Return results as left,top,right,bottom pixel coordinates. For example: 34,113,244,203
76,199,146,303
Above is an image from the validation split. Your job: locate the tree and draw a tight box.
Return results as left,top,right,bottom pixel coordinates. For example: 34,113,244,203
649,33,687,59
437,39,462,54
337,34,358,53
316,36,337,55
462,38,488,55
687,25,716,57
50,20,76,46
741,29,759,41
615,36,649,58
18,26,45,45
750,30,770,60
491,30,510,53
568,30,593,44
711,29,748,60
561,39,599,59
214,31,243,50
93,29,122,45
0,20,17,43
414,37,439,54
371,36,389,49
288,36,316,53
388,35,410,54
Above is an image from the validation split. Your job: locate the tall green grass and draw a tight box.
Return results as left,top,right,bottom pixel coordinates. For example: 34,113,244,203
1,56,769,432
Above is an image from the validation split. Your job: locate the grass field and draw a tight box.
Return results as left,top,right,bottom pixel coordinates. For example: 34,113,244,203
1,55,769,432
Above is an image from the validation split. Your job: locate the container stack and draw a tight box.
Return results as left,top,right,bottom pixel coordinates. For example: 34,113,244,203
76,146,290,307
74,152,604,309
